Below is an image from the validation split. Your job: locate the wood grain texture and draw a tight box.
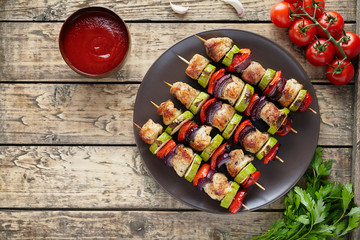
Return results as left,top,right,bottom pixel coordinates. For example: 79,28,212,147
0,84,353,145
0,146,351,210
0,22,356,82
0,210,282,239
0,0,356,22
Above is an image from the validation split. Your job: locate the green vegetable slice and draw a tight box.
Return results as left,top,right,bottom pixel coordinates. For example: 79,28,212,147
234,84,254,112
234,163,256,184
255,137,278,160
289,89,307,112
258,68,276,91
184,154,202,182
267,108,290,135
189,92,210,115
198,64,216,88
200,134,224,161
220,181,240,209
165,111,193,135
222,45,240,66
222,113,243,140
149,132,172,154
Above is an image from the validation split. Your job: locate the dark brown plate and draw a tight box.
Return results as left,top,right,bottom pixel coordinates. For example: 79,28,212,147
133,29,320,214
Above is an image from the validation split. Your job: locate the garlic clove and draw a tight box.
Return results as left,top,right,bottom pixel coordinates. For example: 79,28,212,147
169,0,189,15
222,0,245,18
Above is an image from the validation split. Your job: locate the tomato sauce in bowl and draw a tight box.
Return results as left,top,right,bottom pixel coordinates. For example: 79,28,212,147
59,7,130,78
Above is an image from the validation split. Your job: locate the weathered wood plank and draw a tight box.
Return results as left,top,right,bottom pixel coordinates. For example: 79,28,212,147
0,84,353,145
0,22,356,82
0,210,282,239
0,146,351,210
0,0,356,22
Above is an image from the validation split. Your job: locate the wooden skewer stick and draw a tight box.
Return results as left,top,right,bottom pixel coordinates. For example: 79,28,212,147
291,128,298,134
242,204,250,211
133,122,141,129
276,156,284,163
308,107,317,114
195,34,206,43
255,182,266,191
150,101,159,109
177,54,190,65
163,81,173,88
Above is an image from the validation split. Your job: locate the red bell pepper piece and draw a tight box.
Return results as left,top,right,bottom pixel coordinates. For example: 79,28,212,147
298,92,312,112
156,139,176,159
234,119,252,144
264,143,280,164
200,98,217,124
178,121,198,142
208,69,225,94
276,117,292,136
193,163,210,186
244,93,259,116
226,49,251,72
210,142,230,170
241,171,261,188
263,71,282,96
229,189,248,213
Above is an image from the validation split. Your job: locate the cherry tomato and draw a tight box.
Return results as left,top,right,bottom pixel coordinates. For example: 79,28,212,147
284,0,297,3
316,11,344,38
306,38,335,66
335,32,360,59
296,0,325,19
270,1,296,28
229,190,248,213
326,59,355,85
193,163,210,186
288,19,317,46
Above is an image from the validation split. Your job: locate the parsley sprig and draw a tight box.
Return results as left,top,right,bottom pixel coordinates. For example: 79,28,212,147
252,147,360,239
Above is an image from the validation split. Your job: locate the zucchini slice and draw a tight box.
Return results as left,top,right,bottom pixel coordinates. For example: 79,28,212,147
189,92,210,115
198,64,216,88
149,132,172,154
234,83,254,113
222,113,243,140
184,154,202,182
289,89,307,112
220,181,240,209
258,68,276,91
165,111,194,135
234,163,256,184
222,45,240,67
200,134,224,161
255,137,278,160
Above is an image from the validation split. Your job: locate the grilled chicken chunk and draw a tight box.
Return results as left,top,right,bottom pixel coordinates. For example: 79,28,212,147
204,172,232,201
226,150,254,178
260,102,287,130
221,75,245,105
171,144,194,177
139,119,163,145
190,125,213,152
278,78,303,107
204,37,234,62
241,61,266,85
185,54,210,80
157,100,182,126
212,103,235,132
170,82,200,109
242,129,269,154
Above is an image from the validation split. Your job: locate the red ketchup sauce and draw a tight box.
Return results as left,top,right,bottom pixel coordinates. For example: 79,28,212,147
62,11,129,75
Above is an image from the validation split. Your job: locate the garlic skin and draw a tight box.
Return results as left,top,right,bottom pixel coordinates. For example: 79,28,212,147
169,0,189,15
223,0,245,18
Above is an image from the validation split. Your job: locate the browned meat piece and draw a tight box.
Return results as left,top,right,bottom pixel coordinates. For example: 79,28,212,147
260,102,287,130
204,37,234,62
242,129,269,154
241,61,266,85
157,100,182,125
189,125,212,152
226,150,253,178
171,144,194,177
221,75,245,105
212,103,235,132
139,119,163,145
170,82,200,109
185,54,210,80
278,78,303,107
204,172,232,201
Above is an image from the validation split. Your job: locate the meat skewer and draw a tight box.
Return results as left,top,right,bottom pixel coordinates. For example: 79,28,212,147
194,35,317,115
176,55,297,136
134,120,250,212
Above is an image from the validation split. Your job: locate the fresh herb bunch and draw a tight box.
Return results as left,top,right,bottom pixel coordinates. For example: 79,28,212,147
252,147,360,239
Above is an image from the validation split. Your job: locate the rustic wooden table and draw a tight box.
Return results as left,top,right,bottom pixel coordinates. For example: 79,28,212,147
0,0,359,239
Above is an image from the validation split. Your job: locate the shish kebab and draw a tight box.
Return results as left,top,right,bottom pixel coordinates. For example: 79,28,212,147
162,82,284,164
135,119,249,213
194,35,316,114
151,99,265,191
